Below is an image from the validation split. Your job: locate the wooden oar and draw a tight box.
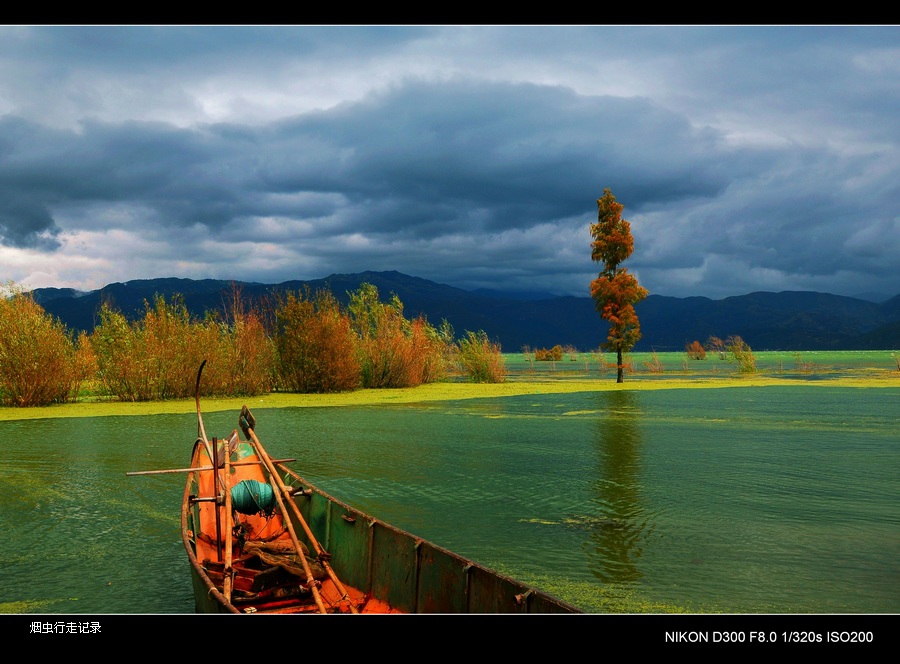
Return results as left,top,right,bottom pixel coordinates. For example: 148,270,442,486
275,463,363,609
194,361,213,460
261,473,328,613
223,432,235,602
211,437,222,563
240,405,359,614
195,361,223,563
237,409,328,612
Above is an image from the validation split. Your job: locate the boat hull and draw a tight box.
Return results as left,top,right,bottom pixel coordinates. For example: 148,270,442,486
280,464,579,614
182,425,581,615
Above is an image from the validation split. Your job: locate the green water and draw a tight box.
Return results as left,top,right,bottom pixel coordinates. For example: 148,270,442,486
505,349,900,380
1,385,897,614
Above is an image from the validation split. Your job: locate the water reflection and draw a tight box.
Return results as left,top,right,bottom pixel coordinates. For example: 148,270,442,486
588,390,646,584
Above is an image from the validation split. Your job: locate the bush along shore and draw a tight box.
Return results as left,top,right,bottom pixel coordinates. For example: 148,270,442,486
0,282,507,408
3,283,898,412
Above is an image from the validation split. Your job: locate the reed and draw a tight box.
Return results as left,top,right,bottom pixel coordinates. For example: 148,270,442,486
455,330,506,383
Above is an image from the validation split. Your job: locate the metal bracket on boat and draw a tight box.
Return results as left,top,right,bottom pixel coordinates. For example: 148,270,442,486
514,589,534,606
341,512,356,524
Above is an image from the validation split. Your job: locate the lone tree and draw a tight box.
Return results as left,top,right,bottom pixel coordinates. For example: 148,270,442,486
590,188,648,383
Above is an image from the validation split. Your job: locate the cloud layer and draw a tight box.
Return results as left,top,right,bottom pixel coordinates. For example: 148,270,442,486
1,26,897,300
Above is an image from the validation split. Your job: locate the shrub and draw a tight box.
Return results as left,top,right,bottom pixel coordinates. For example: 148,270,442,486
73,331,99,396
91,301,149,401
534,345,563,362
207,287,276,396
89,292,273,401
91,295,205,400
141,293,202,399
349,284,415,388
348,283,447,389
275,289,360,393
411,316,453,385
685,340,706,360
0,285,83,406
456,330,506,383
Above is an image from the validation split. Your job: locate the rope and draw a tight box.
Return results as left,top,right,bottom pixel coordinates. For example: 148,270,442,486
230,479,277,516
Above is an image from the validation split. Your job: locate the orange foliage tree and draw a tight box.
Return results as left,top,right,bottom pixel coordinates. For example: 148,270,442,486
589,188,648,383
685,340,707,360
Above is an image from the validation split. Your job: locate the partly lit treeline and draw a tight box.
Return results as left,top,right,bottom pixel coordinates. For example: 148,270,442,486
90,292,275,401
0,282,505,407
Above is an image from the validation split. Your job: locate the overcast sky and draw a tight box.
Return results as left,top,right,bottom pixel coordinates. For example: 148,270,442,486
0,25,897,300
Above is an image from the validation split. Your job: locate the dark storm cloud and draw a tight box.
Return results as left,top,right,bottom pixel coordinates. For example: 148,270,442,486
0,194,59,249
258,80,736,235
0,25,433,70
0,79,740,256
0,26,897,299
0,116,246,227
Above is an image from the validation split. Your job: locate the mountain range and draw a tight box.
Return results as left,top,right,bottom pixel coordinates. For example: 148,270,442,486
31,270,900,352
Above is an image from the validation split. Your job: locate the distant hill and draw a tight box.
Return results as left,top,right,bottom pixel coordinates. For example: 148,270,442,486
31,271,900,351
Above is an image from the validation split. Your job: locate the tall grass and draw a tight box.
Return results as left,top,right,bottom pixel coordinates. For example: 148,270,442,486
455,330,506,383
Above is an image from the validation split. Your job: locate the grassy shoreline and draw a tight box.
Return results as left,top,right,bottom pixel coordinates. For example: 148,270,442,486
2,372,899,421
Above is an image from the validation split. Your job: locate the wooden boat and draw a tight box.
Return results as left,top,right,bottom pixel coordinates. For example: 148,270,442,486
134,363,582,614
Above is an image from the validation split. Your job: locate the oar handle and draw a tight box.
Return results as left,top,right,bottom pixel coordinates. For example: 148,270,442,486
240,405,358,614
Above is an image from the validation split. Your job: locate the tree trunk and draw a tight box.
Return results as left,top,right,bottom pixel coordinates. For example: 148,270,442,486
616,347,624,383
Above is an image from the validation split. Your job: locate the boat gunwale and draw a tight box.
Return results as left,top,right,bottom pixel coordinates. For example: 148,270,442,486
181,413,583,615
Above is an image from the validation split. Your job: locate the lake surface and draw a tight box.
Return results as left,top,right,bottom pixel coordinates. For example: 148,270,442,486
1,384,897,614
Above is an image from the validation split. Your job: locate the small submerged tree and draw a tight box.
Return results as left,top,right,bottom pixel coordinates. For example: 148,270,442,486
705,336,727,360
643,350,664,373
521,345,536,373
685,340,707,360
726,335,757,373
590,188,648,383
